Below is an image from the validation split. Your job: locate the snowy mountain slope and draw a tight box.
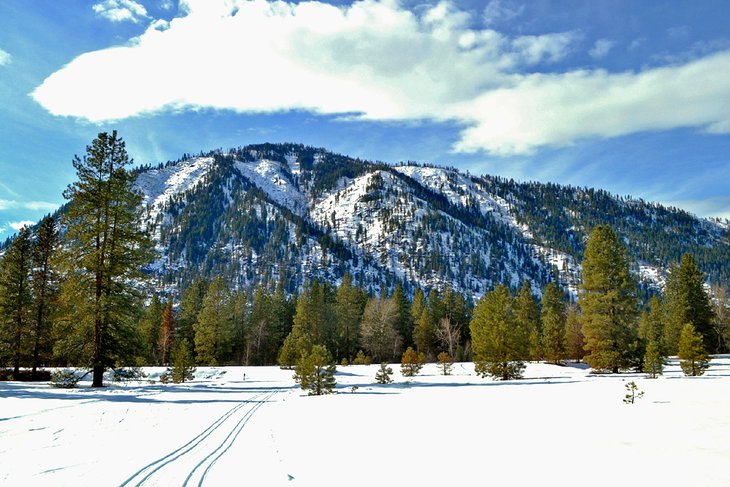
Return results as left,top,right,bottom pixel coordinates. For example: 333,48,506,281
125,143,729,299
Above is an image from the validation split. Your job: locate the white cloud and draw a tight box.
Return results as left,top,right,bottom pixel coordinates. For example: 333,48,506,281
0,48,11,66
483,0,524,26
93,0,149,23
9,220,34,231
31,0,730,156
589,38,614,59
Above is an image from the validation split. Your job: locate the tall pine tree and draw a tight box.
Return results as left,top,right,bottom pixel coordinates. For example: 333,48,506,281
541,282,567,365
59,131,154,386
31,216,58,378
579,225,638,373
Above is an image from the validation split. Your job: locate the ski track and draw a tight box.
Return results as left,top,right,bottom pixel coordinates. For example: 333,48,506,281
119,390,277,487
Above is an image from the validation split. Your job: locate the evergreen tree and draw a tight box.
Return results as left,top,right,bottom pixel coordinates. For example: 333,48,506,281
158,296,176,365
170,339,195,383
711,285,730,353
541,282,567,365
30,216,58,378
564,305,585,362
334,274,365,362
400,346,424,377
677,323,709,376
638,296,665,350
470,285,526,380
360,297,400,363
514,280,540,361
375,362,393,384
643,338,665,378
294,344,336,395
392,282,413,351
246,287,271,366
194,277,234,365
664,254,715,353
437,351,453,375
230,289,248,365
177,277,208,354
0,227,33,376
138,295,163,364
579,225,638,373
59,131,154,387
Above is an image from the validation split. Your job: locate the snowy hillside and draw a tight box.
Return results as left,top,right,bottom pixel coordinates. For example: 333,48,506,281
125,143,729,298
2,358,730,486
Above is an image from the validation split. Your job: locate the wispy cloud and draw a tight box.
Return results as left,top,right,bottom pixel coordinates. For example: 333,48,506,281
665,195,730,220
92,0,149,23
0,199,58,211
589,39,614,59
0,48,11,66
483,0,524,26
31,0,730,156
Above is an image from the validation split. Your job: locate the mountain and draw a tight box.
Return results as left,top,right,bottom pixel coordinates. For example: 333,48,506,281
131,143,730,300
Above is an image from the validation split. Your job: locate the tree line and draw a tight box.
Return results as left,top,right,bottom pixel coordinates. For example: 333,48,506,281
1,133,728,387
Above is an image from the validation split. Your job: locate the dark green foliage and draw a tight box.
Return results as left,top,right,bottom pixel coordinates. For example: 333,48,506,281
375,362,393,384
0,227,33,376
50,369,81,388
663,254,715,353
400,347,425,377
294,344,336,395
678,323,709,376
334,274,365,362
59,131,155,387
194,277,234,365
579,226,639,373
623,381,644,404
30,216,58,378
564,305,584,362
470,285,526,380
643,339,665,378
541,282,566,365
170,339,196,383
513,281,540,362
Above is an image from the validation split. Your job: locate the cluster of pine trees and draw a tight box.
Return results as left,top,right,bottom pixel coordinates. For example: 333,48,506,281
1,133,728,387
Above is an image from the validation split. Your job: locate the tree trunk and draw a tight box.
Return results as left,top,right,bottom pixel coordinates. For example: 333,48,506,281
92,364,104,387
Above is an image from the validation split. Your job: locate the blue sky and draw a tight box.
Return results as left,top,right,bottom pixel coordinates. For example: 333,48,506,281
1,0,729,238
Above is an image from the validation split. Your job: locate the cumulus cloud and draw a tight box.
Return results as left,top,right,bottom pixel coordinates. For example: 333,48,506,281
31,0,730,156
0,48,11,66
589,39,614,59
9,220,34,231
93,0,149,23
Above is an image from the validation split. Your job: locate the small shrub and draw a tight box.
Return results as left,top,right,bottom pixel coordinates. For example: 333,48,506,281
437,352,453,376
375,363,393,384
50,369,81,388
401,347,425,377
294,345,336,395
340,357,349,367
353,350,371,366
623,381,644,404
112,367,147,383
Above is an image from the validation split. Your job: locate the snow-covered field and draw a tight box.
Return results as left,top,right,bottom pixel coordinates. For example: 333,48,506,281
2,358,729,487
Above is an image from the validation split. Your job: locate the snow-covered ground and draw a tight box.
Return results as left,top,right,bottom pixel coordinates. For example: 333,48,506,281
2,358,729,487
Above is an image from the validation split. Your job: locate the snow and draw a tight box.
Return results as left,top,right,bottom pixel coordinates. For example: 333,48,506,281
2,358,730,486
234,159,307,216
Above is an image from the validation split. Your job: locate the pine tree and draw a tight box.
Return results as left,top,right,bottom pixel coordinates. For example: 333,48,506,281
177,277,208,353
59,131,154,387
579,225,638,373
30,216,58,379
170,339,195,383
392,282,413,350
375,362,393,384
294,344,336,395
664,254,715,354
678,323,709,376
643,338,664,378
564,305,585,362
638,296,665,350
0,227,33,377
437,351,453,375
360,297,400,363
138,295,163,364
470,285,526,380
194,277,234,365
541,282,566,365
158,297,176,366
334,274,365,362
400,346,424,377
514,280,540,362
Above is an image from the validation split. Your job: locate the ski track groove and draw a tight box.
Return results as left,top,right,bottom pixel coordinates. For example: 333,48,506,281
193,390,278,487
119,391,268,487
119,391,278,487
